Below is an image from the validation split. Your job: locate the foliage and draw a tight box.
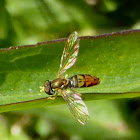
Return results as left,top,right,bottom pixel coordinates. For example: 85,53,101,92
0,30,140,112
0,0,140,139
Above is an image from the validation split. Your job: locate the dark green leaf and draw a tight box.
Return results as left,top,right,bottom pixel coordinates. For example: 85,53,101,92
0,29,140,113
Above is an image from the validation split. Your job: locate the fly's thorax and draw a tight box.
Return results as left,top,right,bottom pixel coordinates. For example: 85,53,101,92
51,78,69,90
69,74,100,88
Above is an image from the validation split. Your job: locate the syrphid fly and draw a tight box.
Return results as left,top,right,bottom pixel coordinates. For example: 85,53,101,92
40,31,100,125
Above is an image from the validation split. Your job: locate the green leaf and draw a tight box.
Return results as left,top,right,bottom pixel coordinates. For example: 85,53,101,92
0,29,140,113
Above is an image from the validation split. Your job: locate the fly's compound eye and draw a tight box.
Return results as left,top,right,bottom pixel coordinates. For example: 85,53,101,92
44,80,55,95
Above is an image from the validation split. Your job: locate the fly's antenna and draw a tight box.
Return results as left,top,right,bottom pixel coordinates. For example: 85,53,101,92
40,86,44,92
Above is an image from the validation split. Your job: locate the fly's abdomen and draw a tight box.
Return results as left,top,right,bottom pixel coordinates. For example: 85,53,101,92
69,74,100,88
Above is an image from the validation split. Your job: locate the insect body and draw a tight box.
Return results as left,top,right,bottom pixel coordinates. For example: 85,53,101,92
69,74,100,88
40,31,100,125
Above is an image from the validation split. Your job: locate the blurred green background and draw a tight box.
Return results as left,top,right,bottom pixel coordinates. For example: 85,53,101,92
0,0,140,139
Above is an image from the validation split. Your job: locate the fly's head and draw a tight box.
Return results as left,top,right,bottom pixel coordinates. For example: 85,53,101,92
40,80,55,95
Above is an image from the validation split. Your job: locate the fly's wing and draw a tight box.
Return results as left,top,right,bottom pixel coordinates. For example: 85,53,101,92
58,31,79,77
60,89,89,125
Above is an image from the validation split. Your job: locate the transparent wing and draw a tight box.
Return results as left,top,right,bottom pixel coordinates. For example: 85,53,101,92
58,31,79,77
60,89,89,125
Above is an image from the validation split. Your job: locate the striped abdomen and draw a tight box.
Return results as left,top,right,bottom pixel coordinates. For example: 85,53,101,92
68,74,100,88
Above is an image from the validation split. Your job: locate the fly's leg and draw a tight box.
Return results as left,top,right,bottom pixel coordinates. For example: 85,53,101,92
47,91,59,100
47,96,55,100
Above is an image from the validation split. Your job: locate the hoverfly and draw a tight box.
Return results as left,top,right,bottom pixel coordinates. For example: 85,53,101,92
40,31,100,125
